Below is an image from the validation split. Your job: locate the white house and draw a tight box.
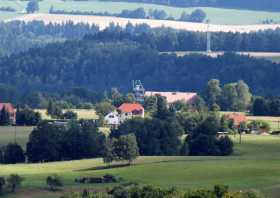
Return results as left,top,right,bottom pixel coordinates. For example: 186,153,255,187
104,111,120,126
105,103,145,127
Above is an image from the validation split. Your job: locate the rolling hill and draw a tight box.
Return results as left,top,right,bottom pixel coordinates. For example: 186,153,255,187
10,13,280,33
0,135,280,198
1,0,280,25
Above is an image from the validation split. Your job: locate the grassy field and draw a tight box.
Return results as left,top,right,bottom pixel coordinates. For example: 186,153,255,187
2,0,280,25
0,126,33,149
0,135,279,197
0,11,20,21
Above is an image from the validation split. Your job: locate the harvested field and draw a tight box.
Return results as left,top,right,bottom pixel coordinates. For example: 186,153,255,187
10,13,280,33
163,51,280,63
2,0,280,25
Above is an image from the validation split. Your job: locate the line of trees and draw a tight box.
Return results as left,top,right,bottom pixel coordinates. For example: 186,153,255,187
2,21,280,57
114,0,280,12
50,6,207,22
203,79,252,111
252,97,280,116
62,184,264,198
16,107,41,126
0,7,16,12
0,36,280,97
0,21,99,56
26,120,105,162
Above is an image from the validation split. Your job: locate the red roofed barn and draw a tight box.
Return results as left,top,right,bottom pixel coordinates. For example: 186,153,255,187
225,113,247,128
117,103,144,123
0,103,16,124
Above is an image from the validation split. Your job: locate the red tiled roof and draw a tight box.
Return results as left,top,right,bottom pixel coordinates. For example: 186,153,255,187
0,103,15,114
118,103,144,113
145,91,197,104
225,113,247,126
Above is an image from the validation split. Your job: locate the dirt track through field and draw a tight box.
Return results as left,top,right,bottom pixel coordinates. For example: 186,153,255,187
9,13,280,33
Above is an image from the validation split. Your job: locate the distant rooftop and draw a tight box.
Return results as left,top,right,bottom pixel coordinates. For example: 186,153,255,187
0,103,15,114
118,103,144,113
145,91,197,104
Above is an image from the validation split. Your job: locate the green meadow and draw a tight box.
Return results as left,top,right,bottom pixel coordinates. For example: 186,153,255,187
0,135,279,197
0,126,33,149
1,0,280,24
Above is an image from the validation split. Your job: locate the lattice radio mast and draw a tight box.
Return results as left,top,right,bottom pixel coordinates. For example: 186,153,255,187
132,80,145,103
206,19,211,54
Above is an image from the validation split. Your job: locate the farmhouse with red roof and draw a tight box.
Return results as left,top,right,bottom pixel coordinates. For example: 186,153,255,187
0,103,16,124
145,91,197,104
105,103,144,126
117,103,144,123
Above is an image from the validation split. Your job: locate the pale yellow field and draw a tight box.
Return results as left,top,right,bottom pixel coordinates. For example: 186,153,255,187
247,116,280,131
10,13,280,33
163,51,280,63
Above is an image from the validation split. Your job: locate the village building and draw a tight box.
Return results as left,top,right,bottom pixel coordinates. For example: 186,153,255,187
117,103,145,123
0,103,16,124
145,91,198,105
104,111,120,126
105,103,144,127
224,113,247,128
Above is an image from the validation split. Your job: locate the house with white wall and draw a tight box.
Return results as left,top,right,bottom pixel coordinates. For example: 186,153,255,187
117,103,145,123
105,103,144,127
104,111,120,126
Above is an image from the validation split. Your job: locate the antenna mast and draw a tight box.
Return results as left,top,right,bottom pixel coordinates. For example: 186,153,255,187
132,80,145,103
206,20,211,54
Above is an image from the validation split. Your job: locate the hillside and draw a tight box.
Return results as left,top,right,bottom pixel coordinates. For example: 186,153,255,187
0,38,280,96
11,13,280,33
1,0,280,25
0,135,279,197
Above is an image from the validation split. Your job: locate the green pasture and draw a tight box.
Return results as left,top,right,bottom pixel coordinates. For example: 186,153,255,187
0,11,20,21
0,126,33,149
0,135,280,197
1,0,280,24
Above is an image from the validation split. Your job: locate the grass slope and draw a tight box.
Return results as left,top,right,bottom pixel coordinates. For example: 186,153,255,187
2,0,280,24
0,126,33,149
0,135,280,197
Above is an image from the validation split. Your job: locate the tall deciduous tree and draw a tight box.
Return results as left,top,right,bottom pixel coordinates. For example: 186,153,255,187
204,79,222,110
103,138,115,165
113,134,139,164
236,80,252,111
26,0,39,13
